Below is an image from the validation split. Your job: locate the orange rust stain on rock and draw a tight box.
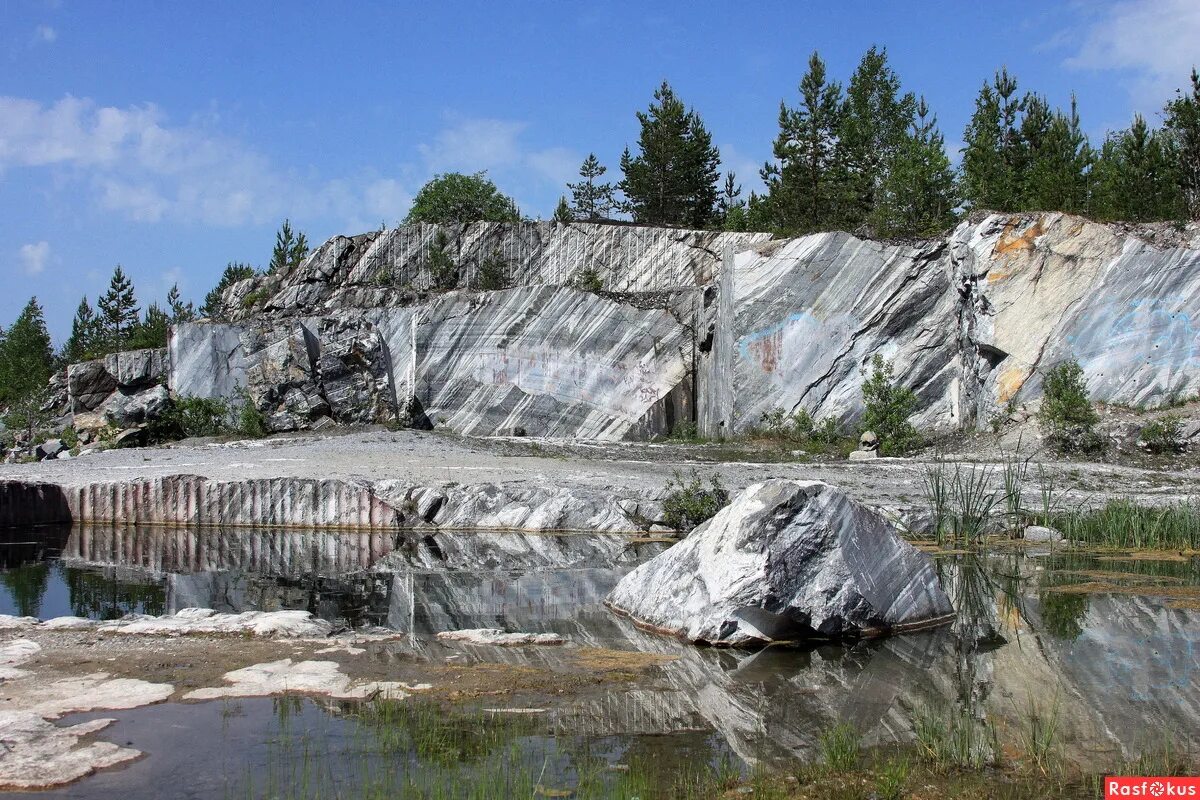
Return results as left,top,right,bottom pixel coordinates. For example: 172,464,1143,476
997,366,1029,404
993,218,1046,257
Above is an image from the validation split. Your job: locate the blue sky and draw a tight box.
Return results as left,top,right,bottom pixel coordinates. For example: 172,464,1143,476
2,0,1198,342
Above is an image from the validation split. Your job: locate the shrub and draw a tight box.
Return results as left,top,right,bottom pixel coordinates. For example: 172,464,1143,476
474,250,511,291
1038,359,1103,453
571,266,603,293
235,390,268,439
662,470,729,532
148,395,233,441
428,231,459,291
1141,415,1184,454
861,355,920,455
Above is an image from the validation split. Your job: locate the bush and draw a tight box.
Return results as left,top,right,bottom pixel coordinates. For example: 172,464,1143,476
861,355,920,455
1038,359,1103,453
662,470,729,532
571,266,603,293
1141,415,1184,454
428,231,459,291
148,395,233,441
236,390,268,438
474,250,511,291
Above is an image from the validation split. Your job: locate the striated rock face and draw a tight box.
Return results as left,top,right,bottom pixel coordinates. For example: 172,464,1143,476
64,348,169,426
223,222,770,319
606,479,954,646
158,213,1200,439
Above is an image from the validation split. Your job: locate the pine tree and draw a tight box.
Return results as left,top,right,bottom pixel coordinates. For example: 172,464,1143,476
0,297,54,410
97,265,139,348
873,97,959,238
1021,96,1092,213
962,69,1026,211
1164,68,1200,219
619,81,721,228
1091,115,1183,222
269,219,309,273
553,196,573,222
62,297,101,363
127,303,170,350
837,46,916,228
762,51,845,233
716,172,747,230
567,153,616,220
166,284,195,322
201,262,258,320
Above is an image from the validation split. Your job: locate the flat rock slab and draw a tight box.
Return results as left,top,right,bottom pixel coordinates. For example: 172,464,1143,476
97,608,334,638
182,658,423,701
606,479,954,646
0,713,141,790
436,629,566,646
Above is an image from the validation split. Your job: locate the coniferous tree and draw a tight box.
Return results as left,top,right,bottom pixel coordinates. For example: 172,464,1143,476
127,303,170,350
1021,96,1092,214
961,69,1023,211
619,81,721,228
0,297,54,410
553,196,573,222
201,262,257,320
567,153,616,220
837,46,916,228
269,220,309,273
166,284,195,322
62,296,102,364
1164,68,1200,219
716,172,748,231
873,97,959,237
1091,115,1183,222
97,265,139,348
762,52,845,233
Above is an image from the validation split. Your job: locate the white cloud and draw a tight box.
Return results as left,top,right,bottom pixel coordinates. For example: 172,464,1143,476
33,25,57,44
1066,0,1200,110
0,95,410,229
19,241,50,275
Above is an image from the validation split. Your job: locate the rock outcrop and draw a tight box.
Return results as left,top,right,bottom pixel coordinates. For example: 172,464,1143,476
606,479,954,645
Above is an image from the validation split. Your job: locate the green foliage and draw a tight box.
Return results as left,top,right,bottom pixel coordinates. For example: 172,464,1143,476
268,219,309,274
818,723,861,771
0,297,55,410
762,51,846,233
1091,114,1185,222
861,355,920,455
1038,359,1102,453
97,265,139,346
1038,589,1088,641
567,153,617,220
961,68,1022,211
1052,499,1200,550
715,171,746,230
619,81,721,228
151,395,233,441
662,469,729,532
166,284,195,322
405,172,520,224
1140,415,1184,454
875,756,910,800
571,265,603,293
1164,68,1200,219
236,389,269,439
873,97,959,237
913,703,997,771
240,288,269,310
552,195,572,222
473,249,510,291
427,230,459,291
61,296,103,363
125,302,170,351
201,262,258,320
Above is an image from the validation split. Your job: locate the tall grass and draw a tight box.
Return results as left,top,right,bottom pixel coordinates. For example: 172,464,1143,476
818,723,861,771
913,703,998,771
1053,499,1200,550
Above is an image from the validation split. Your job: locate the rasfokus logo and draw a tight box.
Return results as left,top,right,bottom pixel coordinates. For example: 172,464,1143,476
1106,777,1200,798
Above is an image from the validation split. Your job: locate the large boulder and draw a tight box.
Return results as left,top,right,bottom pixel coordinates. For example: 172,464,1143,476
100,384,170,427
103,348,168,390
316,318,396,425
66,361,117,412
606,479,954,646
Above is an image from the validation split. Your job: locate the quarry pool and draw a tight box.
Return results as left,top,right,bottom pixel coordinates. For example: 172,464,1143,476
1,524,1199,797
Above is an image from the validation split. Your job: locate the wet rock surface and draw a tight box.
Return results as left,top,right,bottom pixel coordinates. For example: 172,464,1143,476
607,480,954,645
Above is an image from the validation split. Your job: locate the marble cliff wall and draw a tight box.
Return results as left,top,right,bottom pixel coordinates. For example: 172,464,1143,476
167,214,1199,440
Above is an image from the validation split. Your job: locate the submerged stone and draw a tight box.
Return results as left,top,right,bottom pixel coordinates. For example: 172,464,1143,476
606,479,954,646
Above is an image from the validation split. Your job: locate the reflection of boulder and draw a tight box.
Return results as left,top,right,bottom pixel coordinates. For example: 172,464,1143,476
608,480,953,645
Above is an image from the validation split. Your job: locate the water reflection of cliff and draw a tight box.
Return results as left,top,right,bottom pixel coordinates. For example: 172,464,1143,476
26,526,1200,771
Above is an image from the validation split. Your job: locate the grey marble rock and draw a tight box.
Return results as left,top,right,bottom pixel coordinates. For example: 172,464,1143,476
606,479,954,646
100,385,170,428
316,318,396,425
102,349,168,390
66,361,117,412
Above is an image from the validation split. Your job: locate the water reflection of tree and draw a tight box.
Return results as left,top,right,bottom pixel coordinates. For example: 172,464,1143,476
64,565,165,619
0,563,50,617
1038,591,1088,641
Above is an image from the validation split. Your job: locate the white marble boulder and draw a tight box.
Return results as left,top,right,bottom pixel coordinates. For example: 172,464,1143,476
606,479,954,646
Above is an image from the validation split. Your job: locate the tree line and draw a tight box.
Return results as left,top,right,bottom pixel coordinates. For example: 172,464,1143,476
539,50,1200,237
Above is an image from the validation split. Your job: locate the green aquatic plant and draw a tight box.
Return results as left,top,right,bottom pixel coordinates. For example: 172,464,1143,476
818,723,861,771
